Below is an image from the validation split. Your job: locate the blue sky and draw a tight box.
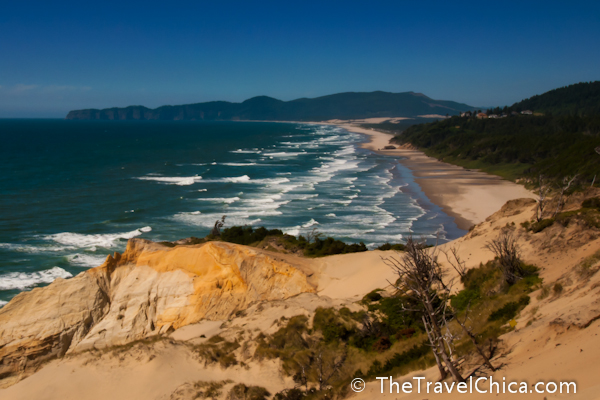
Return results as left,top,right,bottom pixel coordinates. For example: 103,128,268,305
1,1,599,117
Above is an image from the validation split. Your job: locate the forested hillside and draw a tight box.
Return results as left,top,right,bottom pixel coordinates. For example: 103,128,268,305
378,82,600,185
508,81,600,116
393,115,600,183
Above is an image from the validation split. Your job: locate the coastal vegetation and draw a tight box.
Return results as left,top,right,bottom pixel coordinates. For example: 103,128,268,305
506,81,600,116
391,114,600,182
229,235,541,398
368,81,600,185
521,198,600,233
173,225,369,257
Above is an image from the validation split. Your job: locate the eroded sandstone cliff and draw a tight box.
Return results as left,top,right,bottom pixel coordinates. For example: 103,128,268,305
0,240,314,386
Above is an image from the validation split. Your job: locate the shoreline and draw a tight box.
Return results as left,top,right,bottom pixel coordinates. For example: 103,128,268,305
236,119,537,230
327,122,536,230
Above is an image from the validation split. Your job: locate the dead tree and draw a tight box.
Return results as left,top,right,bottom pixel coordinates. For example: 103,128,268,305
552,175,578,217
443,247,467,279
455,303,497,372
485,231,522,285
536,175,551,222
305,227,323,244
384,238,465,382
210,215,226,237
422,315,448,380
315,346,347,391
440,250,497,372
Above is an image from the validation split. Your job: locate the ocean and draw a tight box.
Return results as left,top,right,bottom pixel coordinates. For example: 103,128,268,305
0,119,465,306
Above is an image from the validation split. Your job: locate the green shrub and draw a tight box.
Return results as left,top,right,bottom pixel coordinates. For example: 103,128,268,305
530,218,554,233
338,307,366,322
218,225,368,257
553,282,563,295
450,288,480,311
220,226,284,245
228,384,270,400
537,285,550,299
171,380,232,400
395,327,416,340
488,295,530,322
555,209,600,229
196,337,240,368
363,290,383,303
575,250,600,279
376,243,406,251
372,337,391,352
303,237,367,257
313,308,352,342
274,388,304,400
582,197,600,209
365,343,430,378
270,315,309,350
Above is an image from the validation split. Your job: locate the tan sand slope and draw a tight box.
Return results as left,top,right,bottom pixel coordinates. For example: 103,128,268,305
350,193,600,399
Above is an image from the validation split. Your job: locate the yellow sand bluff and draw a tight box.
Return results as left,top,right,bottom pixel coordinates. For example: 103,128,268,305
0,240,314,384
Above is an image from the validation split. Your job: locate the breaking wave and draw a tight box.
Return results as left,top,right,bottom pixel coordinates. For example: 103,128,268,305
0,267,73,291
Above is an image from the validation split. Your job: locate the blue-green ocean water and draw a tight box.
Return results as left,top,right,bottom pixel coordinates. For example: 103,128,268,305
0,120,465,306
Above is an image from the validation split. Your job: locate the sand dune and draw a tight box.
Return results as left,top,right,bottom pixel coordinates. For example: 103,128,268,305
3,193,600,399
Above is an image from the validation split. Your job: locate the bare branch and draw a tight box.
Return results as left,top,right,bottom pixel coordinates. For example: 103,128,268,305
443,247,467,278
484,231,523,286
384,237,464,383
537,175,551,222
552,175,578,217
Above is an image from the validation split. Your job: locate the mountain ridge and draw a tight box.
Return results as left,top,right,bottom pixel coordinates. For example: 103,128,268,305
65,91,476,121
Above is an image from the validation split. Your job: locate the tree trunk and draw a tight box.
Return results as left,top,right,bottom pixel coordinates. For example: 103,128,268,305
423,315,447,381
457,318,496,371
424,296,464,382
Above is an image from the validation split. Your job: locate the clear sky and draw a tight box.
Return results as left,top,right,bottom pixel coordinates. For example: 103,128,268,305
1,0,599,117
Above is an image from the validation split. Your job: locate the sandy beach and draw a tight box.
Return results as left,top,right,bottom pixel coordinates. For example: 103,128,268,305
239,119,536,230
333,122,536,230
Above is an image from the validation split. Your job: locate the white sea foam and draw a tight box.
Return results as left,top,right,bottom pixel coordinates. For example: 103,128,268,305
283,227,301,236
333,199,352,205
0,300,7,307
0,267,73,291
231,149,262,154
221,162,258,166
136,175,203,186
302,219,319,228
262,152,302,157
201,175,251,183
198,189,208,192
325,213,336,217
255,177,291,185
45,227,152,249
67,253,108,268
173,211,264,228
0,243,76,253
244,194,282,204
197,197,240,204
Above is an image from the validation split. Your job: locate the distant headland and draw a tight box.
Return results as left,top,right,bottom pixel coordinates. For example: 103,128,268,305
65,91,476,121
